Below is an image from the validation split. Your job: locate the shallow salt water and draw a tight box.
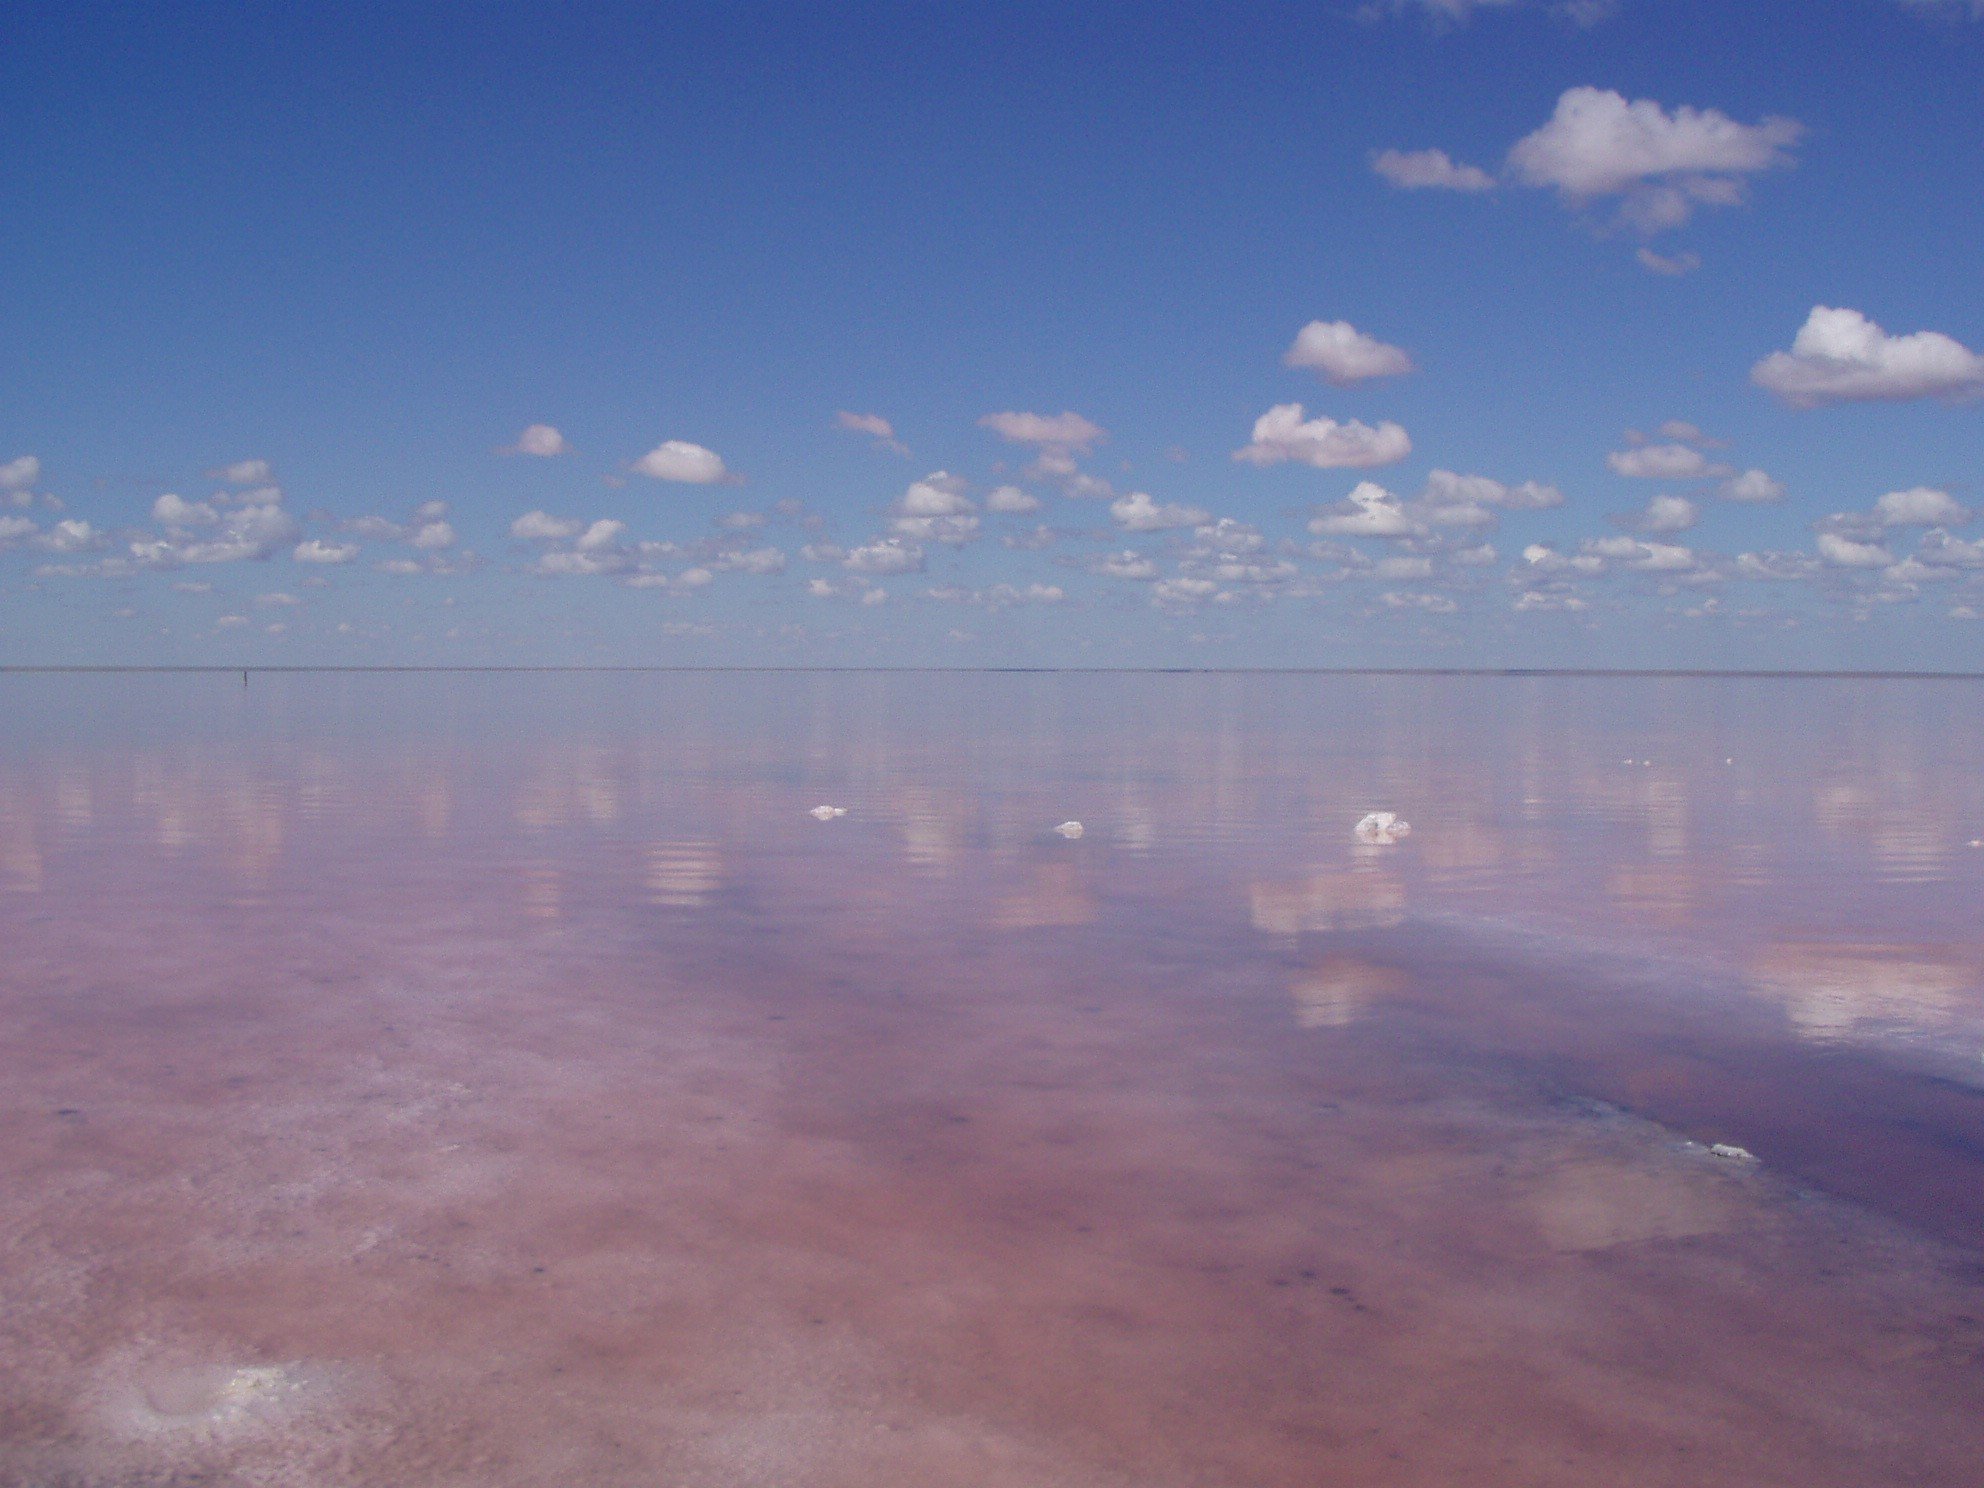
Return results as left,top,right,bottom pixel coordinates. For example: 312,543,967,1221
3,670,1983,1487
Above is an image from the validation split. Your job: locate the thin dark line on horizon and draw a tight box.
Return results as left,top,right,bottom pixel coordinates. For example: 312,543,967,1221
2,665,1981,681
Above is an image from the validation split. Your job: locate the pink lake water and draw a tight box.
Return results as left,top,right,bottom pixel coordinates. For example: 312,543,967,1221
3,670,1983,1487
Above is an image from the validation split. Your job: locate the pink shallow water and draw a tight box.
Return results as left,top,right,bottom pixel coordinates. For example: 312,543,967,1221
3,671,1984,1487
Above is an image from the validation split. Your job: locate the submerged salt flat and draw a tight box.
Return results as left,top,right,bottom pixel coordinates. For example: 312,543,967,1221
2,671,1982,1487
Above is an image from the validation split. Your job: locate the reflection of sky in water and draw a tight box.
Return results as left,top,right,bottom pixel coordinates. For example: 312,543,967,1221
3,672,1983,1486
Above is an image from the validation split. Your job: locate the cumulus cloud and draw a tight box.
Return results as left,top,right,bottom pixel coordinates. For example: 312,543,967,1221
976,411,1106,453
1381,589,1459,613
35,519,106,554
131,489,298,566
1371,148,1496,192
1506,87,1803,233
1110,491,1210,532
1751,306,1984,406
1582,535,1696,570
1284,321,1415,385
1873,486,1970,526
1514,590,1589,612
1093,550,1159,581
506,424,571,457
293,538,358,564
0,455,40,496
1415,469,1565,526
843,538,924,575
1720,468,1786,503
409,520,456,550
897,472,973,517
0,515,37,547
1735,550,1820,581
1308,481,1423,538
210,459,273,485
511,510,584,541
985,484,1041,514
153,493,219,526
1817,532,1895,568
1626,494,1699,533
1153,576,1219,605
1606,442,1731,479
835,411,909,455
924,582,1065,607
711,546,787,575
633,440,732,483
1522,543,1605,574
1235,405,1412,469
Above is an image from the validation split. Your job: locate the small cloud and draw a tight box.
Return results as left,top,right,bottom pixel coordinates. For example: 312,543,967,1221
1092,551,1159,581
633,440,732,484
1873,486,1970,526
0,455,40,492
209,459,273,485
1752,306,1984,406
1720,469,1786,503
843,538,924,575
1234,405,1411,469
1370,147,1496,192
1283,321,1415,385
976,411,1106,453
835,411,909,456
1816,532,1895,568
510,510,584,541
255,591,301,607
505,424,571,457
1308,481,1423,539
985,484,1041,514
1506,87,1803,235
1636,247,1702,275
293,538,358,564
1607,442,1730,479
1110,491,1210,532
1624,494,1699,533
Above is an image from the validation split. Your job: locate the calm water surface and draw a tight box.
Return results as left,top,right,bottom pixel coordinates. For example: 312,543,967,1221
3,672,1982,1487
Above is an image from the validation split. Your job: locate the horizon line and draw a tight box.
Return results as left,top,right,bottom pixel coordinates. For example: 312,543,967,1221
2,665,1982,681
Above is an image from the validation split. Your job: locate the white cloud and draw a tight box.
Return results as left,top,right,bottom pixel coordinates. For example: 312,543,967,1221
1817,532,1895,568
1308,481,1423,538
1735,550,1819,581
633,440,731,483
897,472,973,517
1506,87,1803,232
255,591,301,607
575,519,626,551
835,411,908,455
985,484,1040,514
712,546,787,575
843,538,924,575
1522,543,1605,574
1153,577,1219,605
1633,494,1699,532
130,491,298,566
892,514,981,545
1093,550,1159,581
1919,531,1984,567
1283,321,1415,385
924,582,1065,607
511,510,583,541
153,493,219,526
976,411,1106,453
211,459,273,485
1370,148,1496,192
1375,556,1435,580
1636,247,1702,276
506,424,571,457
1874,486,1970,526
0,456,40,492
1720,469,1786,503
1110,491,1210,532
0,515,36,547
1515,590,1589,612
1415,469,1564,526
1581,535,1696,570
1606,442,1729,479
293,538,358,564
1752,307,1984,406
1235,405,1412,469
35,519,105,553
409,520,456,550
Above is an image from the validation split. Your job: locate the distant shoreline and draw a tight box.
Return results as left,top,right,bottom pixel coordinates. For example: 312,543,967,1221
2,665,1981,681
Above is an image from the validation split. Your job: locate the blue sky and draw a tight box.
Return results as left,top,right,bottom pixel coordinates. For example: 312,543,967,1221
2,0,1981,668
